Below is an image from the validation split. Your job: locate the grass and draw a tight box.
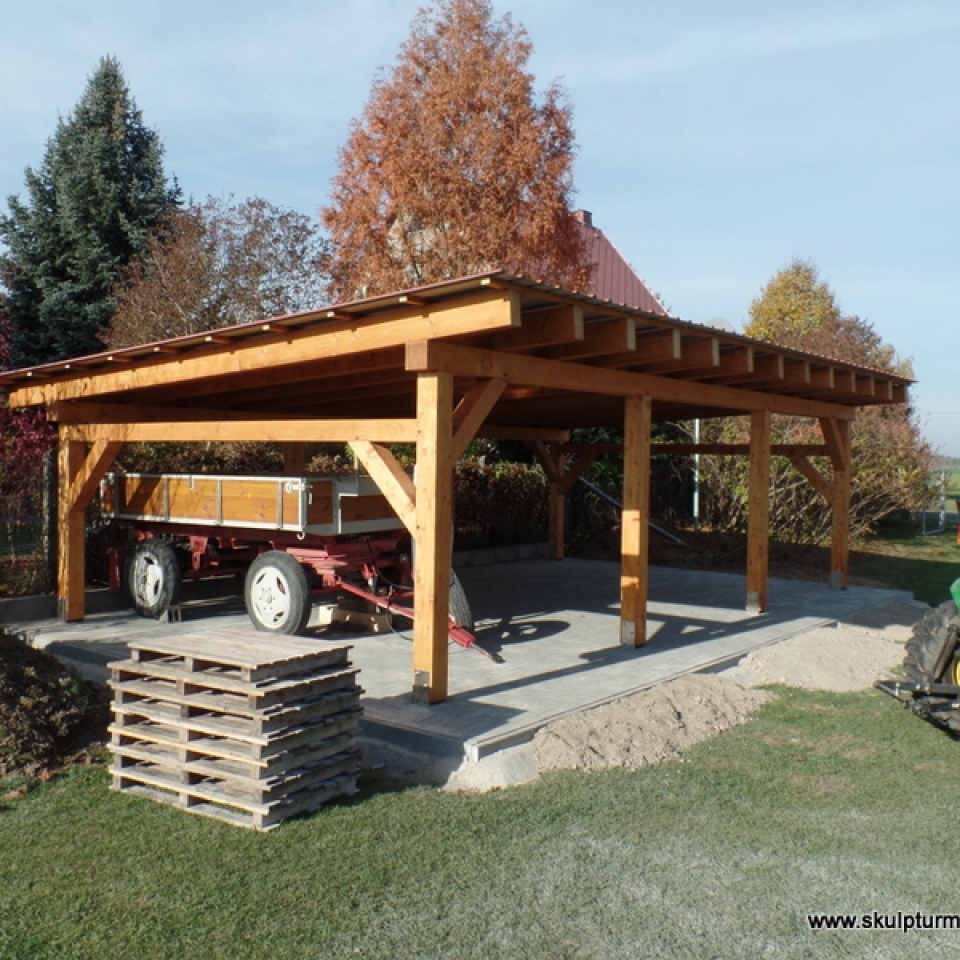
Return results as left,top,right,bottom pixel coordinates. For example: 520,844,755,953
3,689,960,959
850,520,960,605
649,518,960,606
3,517,960,958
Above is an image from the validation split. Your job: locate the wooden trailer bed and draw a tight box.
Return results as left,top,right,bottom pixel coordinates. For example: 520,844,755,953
101,472,404,537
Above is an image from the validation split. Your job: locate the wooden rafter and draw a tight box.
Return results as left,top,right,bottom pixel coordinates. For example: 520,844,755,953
545,316,635,361
468,304,584,352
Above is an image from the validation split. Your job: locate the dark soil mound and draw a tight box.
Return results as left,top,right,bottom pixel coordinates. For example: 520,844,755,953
0,630,110,778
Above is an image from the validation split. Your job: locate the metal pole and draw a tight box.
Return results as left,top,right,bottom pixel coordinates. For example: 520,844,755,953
693,419,701,532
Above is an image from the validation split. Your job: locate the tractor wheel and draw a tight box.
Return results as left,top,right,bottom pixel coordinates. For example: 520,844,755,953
903,600,960,685
244,551,312,635
127,539,182,619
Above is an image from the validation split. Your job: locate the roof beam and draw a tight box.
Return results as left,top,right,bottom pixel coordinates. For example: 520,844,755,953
64,418,418,444
405,340,855,421
8,289,520,407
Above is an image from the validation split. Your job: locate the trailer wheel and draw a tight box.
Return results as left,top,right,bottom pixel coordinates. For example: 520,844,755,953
449,570,474,632
385,570,474,632
903,600,960,685
245,551,312,635
127,539,182,619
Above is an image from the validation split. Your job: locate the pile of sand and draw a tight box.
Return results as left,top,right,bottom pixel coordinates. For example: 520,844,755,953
531,599,927,775
534,673,772,773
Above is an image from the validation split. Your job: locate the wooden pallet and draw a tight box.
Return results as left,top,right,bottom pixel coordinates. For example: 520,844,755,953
109,630,363,830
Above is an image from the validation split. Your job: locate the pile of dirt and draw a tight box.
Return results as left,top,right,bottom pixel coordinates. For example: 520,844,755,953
734,600,924,692
533,674,773,773
532,600,926,776
0,630,110,779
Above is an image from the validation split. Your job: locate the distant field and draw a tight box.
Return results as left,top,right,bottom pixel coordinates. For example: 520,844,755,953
927,467,960,513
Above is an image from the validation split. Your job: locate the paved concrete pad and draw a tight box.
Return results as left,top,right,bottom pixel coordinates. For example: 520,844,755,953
2,559,913,764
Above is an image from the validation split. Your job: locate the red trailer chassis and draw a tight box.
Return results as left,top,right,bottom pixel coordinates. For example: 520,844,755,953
100,472,493,658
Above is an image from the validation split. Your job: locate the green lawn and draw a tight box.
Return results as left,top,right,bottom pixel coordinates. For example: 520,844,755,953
4,518,960,958
850,521,960,605
3,688,960,959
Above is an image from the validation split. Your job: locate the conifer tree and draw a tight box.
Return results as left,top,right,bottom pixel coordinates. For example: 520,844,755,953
0,56,177,367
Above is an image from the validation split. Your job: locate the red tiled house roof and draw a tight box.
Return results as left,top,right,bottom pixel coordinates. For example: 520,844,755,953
574,209,667,315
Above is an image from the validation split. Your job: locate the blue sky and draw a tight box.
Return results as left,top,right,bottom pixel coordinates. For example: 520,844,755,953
2,0,958,454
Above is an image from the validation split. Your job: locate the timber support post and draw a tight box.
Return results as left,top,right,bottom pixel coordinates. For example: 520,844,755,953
58,437,86,621
57,433,123,621
282,442,307,474
821,416,852,589
531,442,603,561
746,409,771,614
620,395,652,646
531,441,566,559
412,372,454,704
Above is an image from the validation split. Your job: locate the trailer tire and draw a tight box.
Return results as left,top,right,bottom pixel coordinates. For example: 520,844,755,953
385,570,474,632
245,551,312,635
127,539,182,619
449,570,474,633
903,600,960,685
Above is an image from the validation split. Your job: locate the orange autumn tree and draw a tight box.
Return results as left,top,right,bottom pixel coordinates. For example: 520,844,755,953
323,0,591,299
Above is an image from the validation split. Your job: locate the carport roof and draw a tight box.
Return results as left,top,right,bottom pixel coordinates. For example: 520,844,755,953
0,270,911,428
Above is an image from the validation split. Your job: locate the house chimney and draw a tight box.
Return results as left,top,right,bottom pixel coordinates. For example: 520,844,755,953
573,209,593,228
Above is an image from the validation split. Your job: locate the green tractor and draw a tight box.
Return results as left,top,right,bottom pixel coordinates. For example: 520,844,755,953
877,579,960,731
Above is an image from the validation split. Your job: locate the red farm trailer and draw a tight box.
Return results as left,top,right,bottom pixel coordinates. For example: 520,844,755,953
100,472,484,654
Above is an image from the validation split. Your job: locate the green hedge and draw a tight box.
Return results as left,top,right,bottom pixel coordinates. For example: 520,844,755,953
453,460,548,550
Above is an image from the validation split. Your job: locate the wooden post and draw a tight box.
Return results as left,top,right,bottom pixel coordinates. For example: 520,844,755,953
746,409,771,614
530,441,565,560
57,435,87,622
57,433,125,621
549,485,566,560
620,395,652,646
412,372,454,704
282,443,306,474
826,417,852,589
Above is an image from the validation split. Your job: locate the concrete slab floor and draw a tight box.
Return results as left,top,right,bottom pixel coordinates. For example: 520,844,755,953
2,558,913,765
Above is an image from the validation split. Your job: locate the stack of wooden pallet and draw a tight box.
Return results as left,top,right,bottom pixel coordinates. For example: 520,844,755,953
108,627,362,830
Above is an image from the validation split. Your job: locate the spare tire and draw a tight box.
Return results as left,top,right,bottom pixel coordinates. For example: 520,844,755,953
903,600,960,685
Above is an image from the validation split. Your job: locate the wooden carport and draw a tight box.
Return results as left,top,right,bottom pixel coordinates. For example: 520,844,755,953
0,272,911,703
